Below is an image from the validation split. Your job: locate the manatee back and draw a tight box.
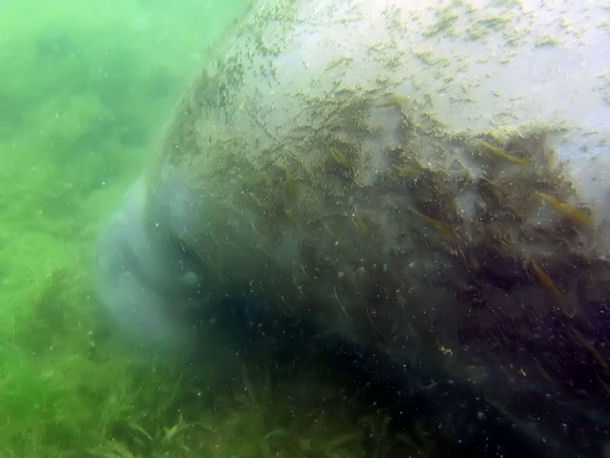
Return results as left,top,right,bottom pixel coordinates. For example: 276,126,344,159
135,0,610,455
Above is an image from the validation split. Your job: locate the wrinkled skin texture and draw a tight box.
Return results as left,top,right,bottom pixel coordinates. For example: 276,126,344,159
97,0,610,456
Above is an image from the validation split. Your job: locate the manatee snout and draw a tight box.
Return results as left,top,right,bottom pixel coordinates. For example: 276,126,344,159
96,178,207,346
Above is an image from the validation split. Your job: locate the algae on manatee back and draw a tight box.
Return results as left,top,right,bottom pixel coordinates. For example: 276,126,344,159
96,0,610,456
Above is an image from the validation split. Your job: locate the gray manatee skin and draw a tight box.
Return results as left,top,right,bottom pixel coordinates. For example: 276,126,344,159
97,0,610,455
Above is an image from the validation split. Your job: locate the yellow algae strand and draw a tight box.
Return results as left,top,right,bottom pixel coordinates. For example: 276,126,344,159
537,192,594,226
438,345,453,356
530,260,562,302
530,260,576,318
598,374,610,395
329,146,351,168
374,95,411,108
284,208,297,224
571,327,609,371
392,164,418,177
535,360,555,385
284,169,298,199
408,207,453,238
479,141,528,166
352,212,369,235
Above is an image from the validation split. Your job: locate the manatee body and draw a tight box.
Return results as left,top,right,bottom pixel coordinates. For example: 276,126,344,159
97,0,610,455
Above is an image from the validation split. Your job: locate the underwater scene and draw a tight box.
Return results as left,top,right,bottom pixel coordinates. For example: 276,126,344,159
2,0,610,457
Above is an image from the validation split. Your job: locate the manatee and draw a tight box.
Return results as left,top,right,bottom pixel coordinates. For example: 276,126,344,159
96,0,610,455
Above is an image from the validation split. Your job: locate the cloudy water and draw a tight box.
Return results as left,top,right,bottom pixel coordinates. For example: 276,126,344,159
2,1,610,457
